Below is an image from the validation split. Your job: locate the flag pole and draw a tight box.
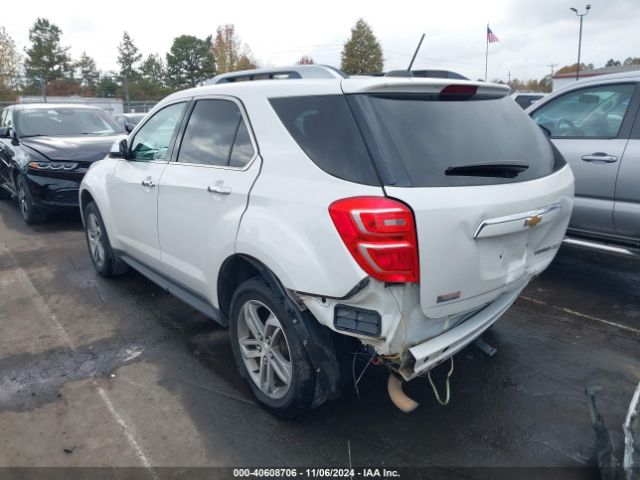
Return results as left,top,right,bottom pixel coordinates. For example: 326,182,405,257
485,23,489,81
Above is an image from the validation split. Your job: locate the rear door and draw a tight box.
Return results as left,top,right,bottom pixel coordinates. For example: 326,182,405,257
157,97,260,304
108,101,188,269
614,100,640,241
348,91,574,318
530,82,638,236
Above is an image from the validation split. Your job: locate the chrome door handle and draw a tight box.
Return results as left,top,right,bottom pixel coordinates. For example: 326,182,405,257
141,178,156,187
581,153,618,163
207,184,232,195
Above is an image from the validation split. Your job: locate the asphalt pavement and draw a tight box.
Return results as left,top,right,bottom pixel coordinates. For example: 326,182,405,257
0,200,638,479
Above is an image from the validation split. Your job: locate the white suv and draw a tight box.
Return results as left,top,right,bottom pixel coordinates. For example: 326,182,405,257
79,65,574,417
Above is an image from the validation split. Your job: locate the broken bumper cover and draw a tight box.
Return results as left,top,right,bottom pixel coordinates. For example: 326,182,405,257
398,285,524,381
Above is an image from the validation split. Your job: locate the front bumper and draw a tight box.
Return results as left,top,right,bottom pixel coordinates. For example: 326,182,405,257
24,170,85,209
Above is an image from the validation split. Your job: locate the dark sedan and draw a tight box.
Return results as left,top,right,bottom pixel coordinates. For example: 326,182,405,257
0,104,125,223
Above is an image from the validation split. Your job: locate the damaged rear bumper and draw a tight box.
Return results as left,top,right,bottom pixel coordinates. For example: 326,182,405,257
398,286,523,380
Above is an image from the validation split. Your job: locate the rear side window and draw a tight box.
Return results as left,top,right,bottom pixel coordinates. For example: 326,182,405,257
348,94,562,187
269,95,379,185
178,99,254,168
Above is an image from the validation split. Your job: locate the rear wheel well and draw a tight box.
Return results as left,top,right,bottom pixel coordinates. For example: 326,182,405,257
217,255,263,319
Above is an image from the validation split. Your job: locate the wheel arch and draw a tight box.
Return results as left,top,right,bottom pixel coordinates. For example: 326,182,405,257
218,253,349,407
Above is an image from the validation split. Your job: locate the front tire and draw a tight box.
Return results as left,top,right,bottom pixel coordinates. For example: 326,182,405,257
16,175,47,224
230,278,315,418
83,201,128,277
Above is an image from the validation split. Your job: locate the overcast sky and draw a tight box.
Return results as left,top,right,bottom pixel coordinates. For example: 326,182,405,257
3,0,639,82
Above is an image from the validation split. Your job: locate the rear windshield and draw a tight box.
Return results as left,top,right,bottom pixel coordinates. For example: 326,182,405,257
349,94,563,187
270,94,564,188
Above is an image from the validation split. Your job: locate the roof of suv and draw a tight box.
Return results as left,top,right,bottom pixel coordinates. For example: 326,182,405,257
164,65,510,104
554,70,640,93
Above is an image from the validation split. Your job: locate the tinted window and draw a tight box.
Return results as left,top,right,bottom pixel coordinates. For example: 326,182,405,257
348,94,562,187
16,108,122,137
130,102,186,161
177,99,254,167
531,84,635,138
269,95,379,185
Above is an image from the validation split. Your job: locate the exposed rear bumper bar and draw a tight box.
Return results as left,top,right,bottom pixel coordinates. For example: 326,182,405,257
562,237,640,258
400,285,523,381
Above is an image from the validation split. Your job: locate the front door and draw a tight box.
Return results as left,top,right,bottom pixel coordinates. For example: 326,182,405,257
531,82,637,236
109,101,188,269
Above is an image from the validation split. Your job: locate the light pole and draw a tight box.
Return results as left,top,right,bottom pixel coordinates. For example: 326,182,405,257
570,4,591,81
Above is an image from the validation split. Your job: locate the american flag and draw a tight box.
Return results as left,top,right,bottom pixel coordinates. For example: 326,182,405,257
487,26,499,43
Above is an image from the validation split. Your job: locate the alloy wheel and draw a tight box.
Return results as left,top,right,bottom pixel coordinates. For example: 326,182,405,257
17,181,28,220
237,300,292,399
86,213,106,269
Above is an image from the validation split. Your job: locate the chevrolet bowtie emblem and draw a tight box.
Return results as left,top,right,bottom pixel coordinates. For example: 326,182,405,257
524,214,542,227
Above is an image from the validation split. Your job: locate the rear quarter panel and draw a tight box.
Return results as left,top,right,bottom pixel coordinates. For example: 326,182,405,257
235,92,383,297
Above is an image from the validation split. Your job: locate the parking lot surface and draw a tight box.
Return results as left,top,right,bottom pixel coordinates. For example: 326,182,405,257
0,201,638,477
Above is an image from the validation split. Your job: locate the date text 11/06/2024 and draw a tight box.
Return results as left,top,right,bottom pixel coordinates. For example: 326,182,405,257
233,468,401,478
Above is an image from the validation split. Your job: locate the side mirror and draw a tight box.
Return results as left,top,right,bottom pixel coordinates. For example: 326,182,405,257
124,122,136,133
110,138,130,159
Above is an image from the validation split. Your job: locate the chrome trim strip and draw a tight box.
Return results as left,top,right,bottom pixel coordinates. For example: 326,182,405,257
562,237,640,258
473,203,561,239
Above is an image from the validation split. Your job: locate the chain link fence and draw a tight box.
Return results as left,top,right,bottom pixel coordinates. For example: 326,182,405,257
123,101,158,113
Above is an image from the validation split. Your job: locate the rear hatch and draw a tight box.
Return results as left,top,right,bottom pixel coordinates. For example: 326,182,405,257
344,79,574,318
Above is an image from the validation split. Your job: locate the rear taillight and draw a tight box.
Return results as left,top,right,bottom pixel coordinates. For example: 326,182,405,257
329,197,419,283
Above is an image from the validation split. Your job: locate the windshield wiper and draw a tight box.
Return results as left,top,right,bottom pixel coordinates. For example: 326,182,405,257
445,162,529,179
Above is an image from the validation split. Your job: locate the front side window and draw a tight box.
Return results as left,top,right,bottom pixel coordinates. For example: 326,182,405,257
130,102,187,161
531,83,635,138
177,99,254,168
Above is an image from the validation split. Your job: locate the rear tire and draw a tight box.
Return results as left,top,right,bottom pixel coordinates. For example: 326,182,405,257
83,201,128,277
16,175,47,224
230,278,315,418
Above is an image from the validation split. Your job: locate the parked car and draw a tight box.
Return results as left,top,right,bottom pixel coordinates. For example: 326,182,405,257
80,65,574,417
511,91,546,109
113,112,146,132
0,104,125,223
528,71,640,256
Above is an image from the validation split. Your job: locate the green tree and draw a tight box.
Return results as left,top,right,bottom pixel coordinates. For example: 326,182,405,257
296,55,315,65
605,58,621,68
166,35,216,88
24,18,71,85
0,27,22,98
623,57,640,66
75,52,99,92
340,19,383,75
97,71,119,97
117,32,142,79
138,53,168,99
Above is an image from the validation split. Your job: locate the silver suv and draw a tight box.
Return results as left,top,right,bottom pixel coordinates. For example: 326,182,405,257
528,71,640,256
